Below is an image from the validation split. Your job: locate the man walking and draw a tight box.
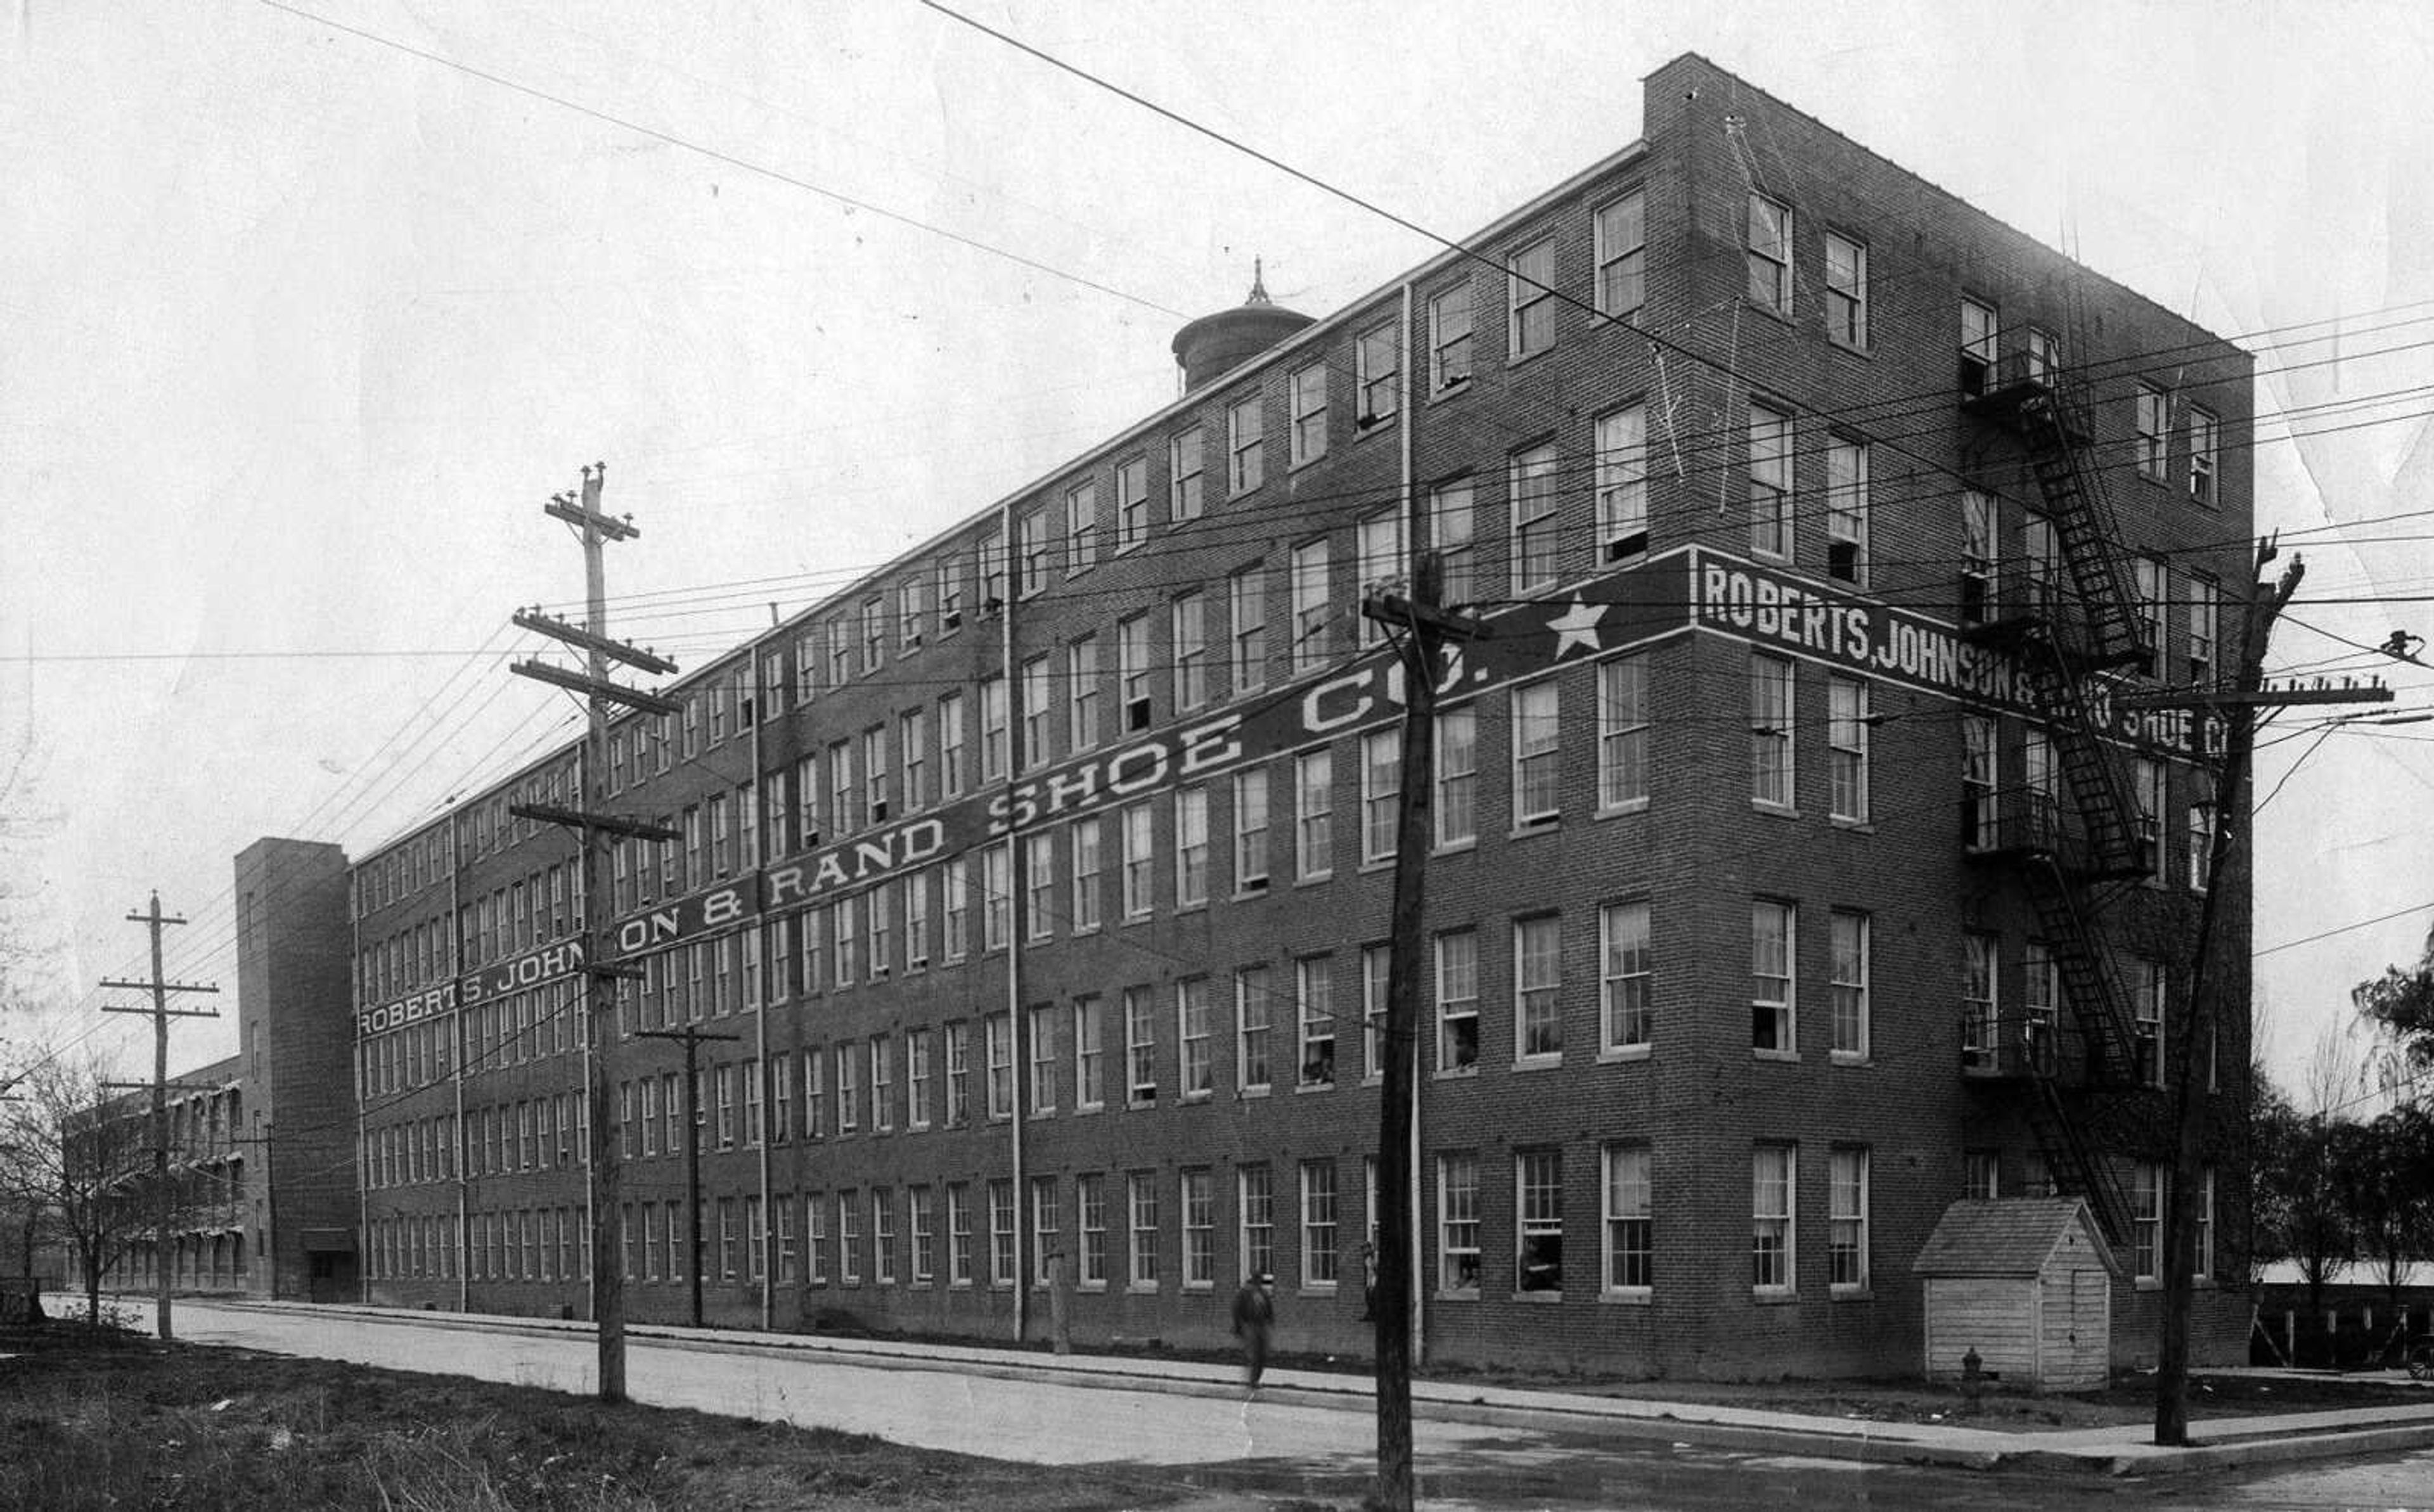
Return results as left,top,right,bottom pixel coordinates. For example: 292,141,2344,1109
1231,1270,1275,1392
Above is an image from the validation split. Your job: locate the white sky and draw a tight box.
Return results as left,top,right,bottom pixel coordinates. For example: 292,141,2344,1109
5,1,2433,1108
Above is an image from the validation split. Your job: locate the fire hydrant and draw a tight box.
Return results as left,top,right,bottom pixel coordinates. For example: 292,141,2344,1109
1961,1346,1983,1413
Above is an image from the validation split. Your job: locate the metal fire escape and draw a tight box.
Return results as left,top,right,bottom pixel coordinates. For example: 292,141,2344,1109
1959,347,2154,1244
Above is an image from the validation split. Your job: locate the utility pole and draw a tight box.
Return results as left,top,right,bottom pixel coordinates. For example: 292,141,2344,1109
633,1025,740,1329
1358,553,1484,1512
510,463,679,1404
99,892,219,1342
2133,540,2385,1444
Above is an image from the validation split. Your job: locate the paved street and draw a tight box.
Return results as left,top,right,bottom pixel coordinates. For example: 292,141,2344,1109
168,1301,2434,1509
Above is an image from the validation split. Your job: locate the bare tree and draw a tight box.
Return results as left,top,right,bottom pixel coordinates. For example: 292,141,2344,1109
3,1049,156,1326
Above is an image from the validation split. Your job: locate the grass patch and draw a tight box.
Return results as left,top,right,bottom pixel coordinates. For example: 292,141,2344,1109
0,1323,1195,1510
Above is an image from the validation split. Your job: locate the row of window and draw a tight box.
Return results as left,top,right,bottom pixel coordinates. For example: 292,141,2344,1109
363,1090,588,1189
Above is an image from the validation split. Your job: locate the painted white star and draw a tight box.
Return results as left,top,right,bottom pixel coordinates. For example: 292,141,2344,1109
1547,596,1607,660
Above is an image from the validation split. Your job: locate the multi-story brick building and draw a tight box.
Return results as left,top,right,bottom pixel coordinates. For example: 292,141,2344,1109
339,53,2253,1378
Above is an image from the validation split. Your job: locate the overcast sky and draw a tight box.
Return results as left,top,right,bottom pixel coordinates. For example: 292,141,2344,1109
5,1,2433,1108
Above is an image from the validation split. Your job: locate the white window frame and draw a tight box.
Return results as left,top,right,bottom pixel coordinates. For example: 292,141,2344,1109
1227,392,1264,495
1595,404,1647,563
1746,193,1791,314
1593,188,1645,319
1289,363,1327,468
1427,281,1472,393
1507,234,1556,361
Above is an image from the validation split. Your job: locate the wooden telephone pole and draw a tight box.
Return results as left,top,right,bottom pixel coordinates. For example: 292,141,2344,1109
99,892,219,1341
2130,540,2386,1444
633,1024,740,1328
510,463,679,1403
1358,553,1484,1512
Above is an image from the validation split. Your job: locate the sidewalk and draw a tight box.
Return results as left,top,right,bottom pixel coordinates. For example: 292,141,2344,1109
180,1295,2434,1477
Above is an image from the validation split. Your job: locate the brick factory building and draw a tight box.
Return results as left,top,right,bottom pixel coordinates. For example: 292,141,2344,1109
335,53,2254,1378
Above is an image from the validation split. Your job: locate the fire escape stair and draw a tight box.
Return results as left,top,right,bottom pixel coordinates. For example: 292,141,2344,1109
2024,1073,2133,1246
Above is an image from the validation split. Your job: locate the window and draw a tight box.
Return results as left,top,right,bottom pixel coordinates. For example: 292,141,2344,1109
872,1189,896,1283
1120,802,1154,919
1511,678,1560,827
1955,711,1996,850
1290,537,1330,672
1964,1150,2000,1201
2189,406,2219,506
1516,1150,1562,1295
943,855,970,961
1746,193,1790,313
2132,1161,2163,1281
1293,1160,1339,1288
1356,509,1401,647
1436,928,1479,1072
988,1180,1015,1286
1751,901,1794,1054
1596,655,1648,810
2136,556,2167,672
859,596,887,674
2189,574,2219,685
2133,756,2165,873
1232,767,1270,894
1289,364,1327,466
1169,428,1204,523
1600,900,1652,1052
1748,403,1792,558
2025,326,2059,383
1362,944,1389,1082
1027,1004,1055,1115
1236,966,1272,1092
984,1011,1014,1120
979,674,1008,782
1073,996,1104,1110
1594,405,1647,561
944,1020,970,1124
1830,911,1870,1060
1181,1169,1214,1288
2137,386,2171,480
1602,1145,1652,1295
1431,477,1475,610
2194,1167,2216,1279
2189,802,2215,894
898,575,927,651
1071,815,1104,932
1829,1148,1869,1293
1173,591,1209,710
1827,677,1869,823
1065,480,1097,574
937,552,966,634
1238,1165,1275,1279
1509,441,1559,593
1824,232,1866,347
2024,943,2059,1072
1514,915,1562,1061
1825,437,1867,584
899,708,927,815
1753,1146,1795,1294
1959,297,1998,395
1124,986,1157,1106
1438,1153,1479,1293
1128,1172,1160,1287
910,1186,934,1283
1020,657,1052,773
2134,958,2166,1088
1077,1174,1107,1288
1017,509,1050,598
1352,728,1400,865
1175,785,1209,907
1229,565,1266,695
1066,636,1100,753
1227,392,1264,494
1749,653,1794,809
1507,234,1555,359
1594,189,1645,318
836,1045,860,1132
838,1192,861,1283
1291,955,1336,1088
1960,489,1997,623
1435,707,1477,847
1178,977,1213,1098
1355,321,1398,429
1427,281,1472,392
1116,456,1149,553
1111,612,1151,734
906,1030,931,1128
939,691,967,798
1294,748,1333,881
948,1184,972,1285
1962,931,1998,1059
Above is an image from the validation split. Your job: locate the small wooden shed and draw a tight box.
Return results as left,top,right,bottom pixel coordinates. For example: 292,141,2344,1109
1913,1198,2121,1391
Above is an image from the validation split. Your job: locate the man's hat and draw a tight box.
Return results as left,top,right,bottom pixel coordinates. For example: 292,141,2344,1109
1252,1271,1273,1284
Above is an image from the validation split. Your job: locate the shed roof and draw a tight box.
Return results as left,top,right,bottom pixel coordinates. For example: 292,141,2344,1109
1911,1198,2124,1279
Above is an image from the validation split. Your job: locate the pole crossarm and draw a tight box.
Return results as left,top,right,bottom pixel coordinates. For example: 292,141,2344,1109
1360,591,1492,643
513,608,678,676
544,494,639,541
97,980,217,996
510,659,683,715
506,802,681,842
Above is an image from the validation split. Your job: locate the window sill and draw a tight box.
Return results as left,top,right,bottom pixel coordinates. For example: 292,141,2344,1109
1600,1289,1653,1305
1595,799,1650,821
1294,1078,1336,1094
1507,343,1554,370
1232,885,1273,903
1598,1044,1652,1064
1831,1286,1873,1302
1827,336,1872,360
1431,838,1478,858
1127,1098,1157,1112
1185,1281,1215,1293
1508,819,1559,841
1298,1283,1339,1298
1512,1056,1562,1072
1295,873,1334,889
1511,1289,1562,1303
1434,1287,1480,1302
1078,1280,1107,1293
1289,452,1329,474
1358,855,1395,875
1429,379,1472,404
1752,802,1801,820
1180,1091,1212,1105
1752,1288,1798,1305
1828,1051,1871,1067
1753,1049,1800,1063
1434,1065,1479,1081
1237,1086,1272,1101
1353,417,1397,441
1128,1281,1158,1295
1830,817,1874,834
1074,1102,1103,1117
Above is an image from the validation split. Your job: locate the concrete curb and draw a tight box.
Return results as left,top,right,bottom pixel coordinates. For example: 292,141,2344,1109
168,1295,2434,1477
